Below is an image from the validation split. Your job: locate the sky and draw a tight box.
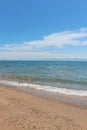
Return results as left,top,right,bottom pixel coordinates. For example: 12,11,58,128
0,0,87,60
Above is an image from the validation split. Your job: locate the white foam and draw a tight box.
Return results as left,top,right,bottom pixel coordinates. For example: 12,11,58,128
0,80,87,96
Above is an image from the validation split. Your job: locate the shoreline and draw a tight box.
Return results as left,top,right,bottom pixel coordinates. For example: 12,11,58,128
0,78,87,97
1,83,87,108
0,84,87,130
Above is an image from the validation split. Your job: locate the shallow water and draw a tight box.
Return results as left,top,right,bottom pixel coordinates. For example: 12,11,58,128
0,61,87,96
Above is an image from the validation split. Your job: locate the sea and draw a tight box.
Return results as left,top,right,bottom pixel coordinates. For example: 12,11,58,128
0,61,87,97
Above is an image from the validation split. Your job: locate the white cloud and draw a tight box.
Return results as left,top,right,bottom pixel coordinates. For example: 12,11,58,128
0,28,87,60
0,27,87,52
0,52,87,60
82,40,87,45
24,29,87,48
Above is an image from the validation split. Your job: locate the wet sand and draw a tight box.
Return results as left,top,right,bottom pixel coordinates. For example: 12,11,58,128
0,85,87,130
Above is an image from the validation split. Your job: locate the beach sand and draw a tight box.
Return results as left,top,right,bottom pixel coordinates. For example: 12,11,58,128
0,85,87,130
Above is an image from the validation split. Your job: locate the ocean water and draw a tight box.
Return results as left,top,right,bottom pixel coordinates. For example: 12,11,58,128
0,61,87,96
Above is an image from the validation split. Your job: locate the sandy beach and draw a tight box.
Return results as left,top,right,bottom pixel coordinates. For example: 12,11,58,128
0,85,87,130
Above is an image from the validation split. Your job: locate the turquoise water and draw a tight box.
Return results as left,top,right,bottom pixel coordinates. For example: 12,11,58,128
0,61,87,96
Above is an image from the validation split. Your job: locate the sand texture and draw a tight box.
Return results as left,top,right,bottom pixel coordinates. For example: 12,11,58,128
0,85,87,130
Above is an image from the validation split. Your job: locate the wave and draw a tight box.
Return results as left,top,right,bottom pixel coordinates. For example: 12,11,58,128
1,74,87,86
0,79,87,96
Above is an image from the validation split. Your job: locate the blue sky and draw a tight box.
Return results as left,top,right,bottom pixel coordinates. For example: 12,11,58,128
0,0,87,60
